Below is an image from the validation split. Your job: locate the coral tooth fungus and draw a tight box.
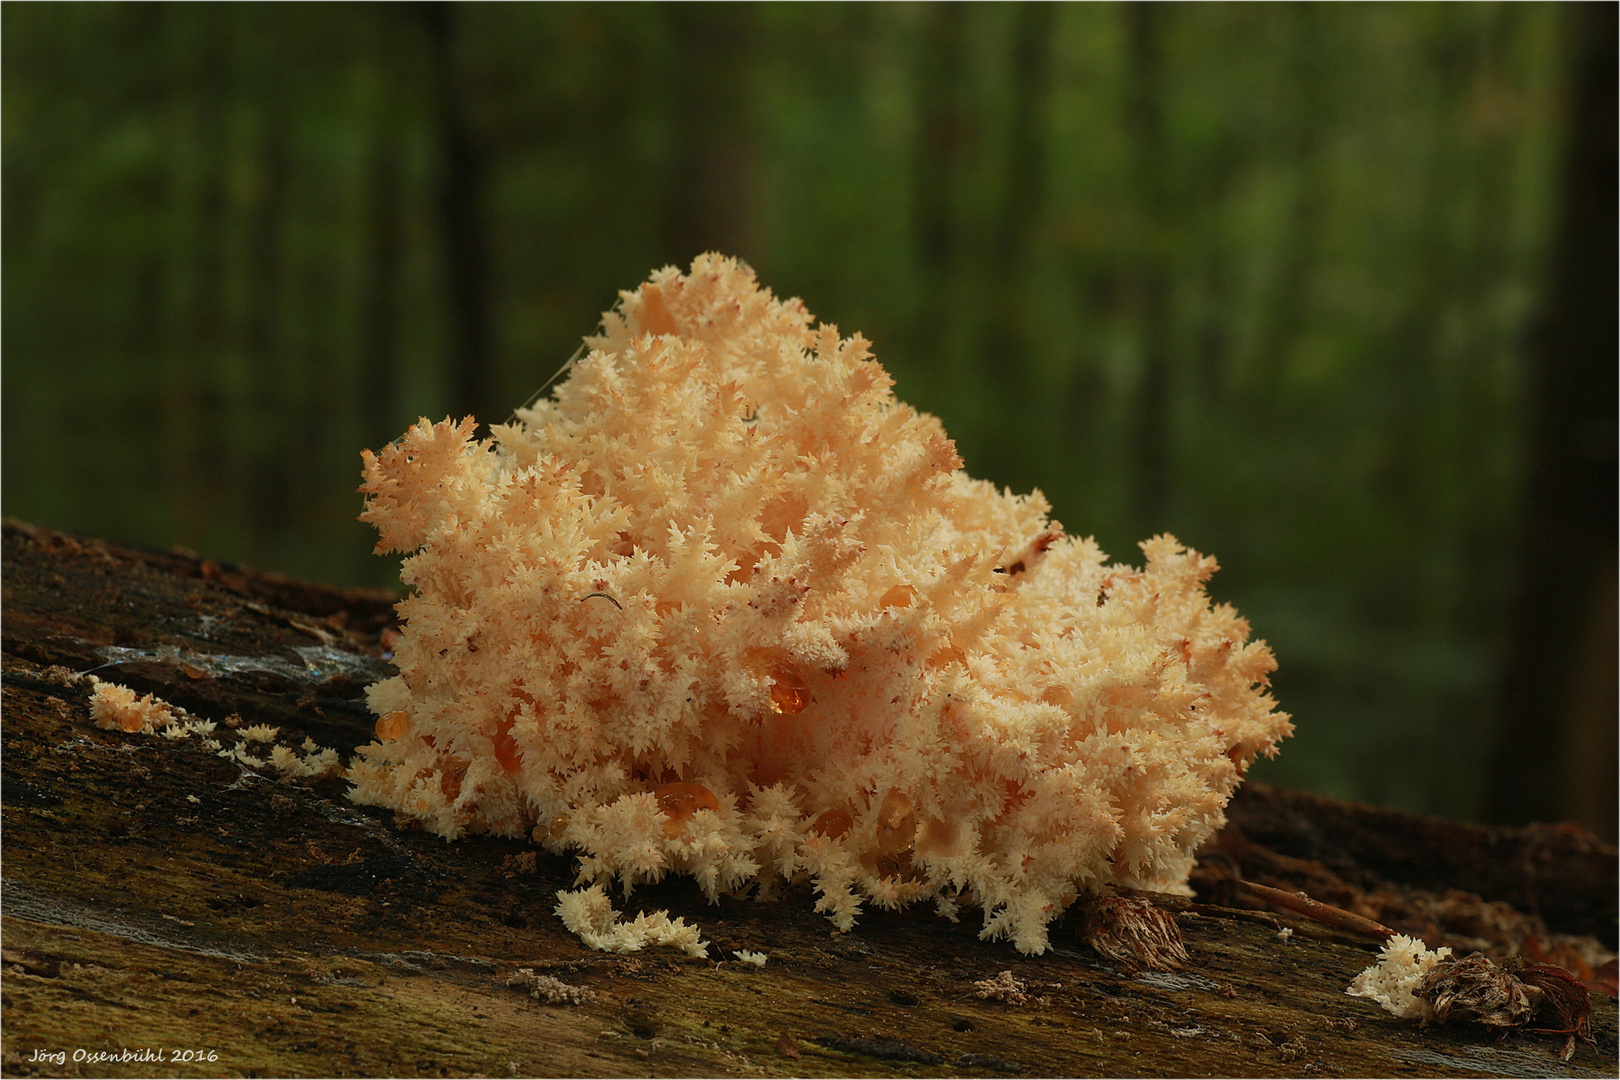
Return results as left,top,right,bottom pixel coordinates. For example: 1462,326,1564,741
349,253,1291,954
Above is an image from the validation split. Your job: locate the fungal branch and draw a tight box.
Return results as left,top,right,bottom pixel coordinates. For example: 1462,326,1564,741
349,254,1292,955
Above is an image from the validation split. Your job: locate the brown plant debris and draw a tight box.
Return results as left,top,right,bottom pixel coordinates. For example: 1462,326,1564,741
1420,955,1595,1062
1079,895,1189,972
1419,953,1537,1028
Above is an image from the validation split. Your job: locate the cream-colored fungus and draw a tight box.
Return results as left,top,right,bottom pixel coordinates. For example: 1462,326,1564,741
1346,934,1453,1020
349,254,1291,954
90,679,180,734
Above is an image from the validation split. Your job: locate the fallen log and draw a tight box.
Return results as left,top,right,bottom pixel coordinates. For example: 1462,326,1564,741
2,520,1613,1077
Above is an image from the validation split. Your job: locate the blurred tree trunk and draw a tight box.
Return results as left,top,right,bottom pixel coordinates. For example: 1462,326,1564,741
421,2,496,429
1250,4,1324,408
910,2,966,369
1488,2,1618,839
361,131,402,453
977,2,1055,492
360,34,404,457
245,88,292,539
163,9,230,549
662,3,757,265
1123,2,1171,532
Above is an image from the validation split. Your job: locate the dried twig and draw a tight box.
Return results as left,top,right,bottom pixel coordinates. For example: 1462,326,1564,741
1234,879,1395,941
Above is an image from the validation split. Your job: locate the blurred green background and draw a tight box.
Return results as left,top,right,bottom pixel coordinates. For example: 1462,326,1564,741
5,3,1614,835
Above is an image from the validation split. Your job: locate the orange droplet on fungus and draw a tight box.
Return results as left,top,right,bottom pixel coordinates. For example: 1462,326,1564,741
879,584,917,609
875,788,917,853
768,664,810,716
747,647,810,716
654,781,720,838
492,717,522,773
811,808,853,840
375,710,411,741
440,758,468,802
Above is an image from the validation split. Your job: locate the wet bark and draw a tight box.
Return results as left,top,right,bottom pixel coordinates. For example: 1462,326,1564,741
1122,2,1172,532
2,519,1613,1078
1487,2,1619,839
360,118,404,457
976,2,1057,495
909,2,967,373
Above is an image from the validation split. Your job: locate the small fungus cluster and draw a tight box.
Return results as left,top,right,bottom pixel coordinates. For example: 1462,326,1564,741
506,969,598,1005
554,884,710,959
348,254,1291,954
87,678,342,778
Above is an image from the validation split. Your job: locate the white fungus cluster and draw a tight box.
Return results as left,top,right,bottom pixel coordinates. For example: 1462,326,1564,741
347,254,1291,954
1346,934,1453,1020
553,884,711,959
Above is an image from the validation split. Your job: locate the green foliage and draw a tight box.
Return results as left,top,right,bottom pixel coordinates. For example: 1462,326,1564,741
1,3,1571,820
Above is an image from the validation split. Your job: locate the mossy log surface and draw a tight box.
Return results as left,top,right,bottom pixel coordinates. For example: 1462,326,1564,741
2,520,1614,1079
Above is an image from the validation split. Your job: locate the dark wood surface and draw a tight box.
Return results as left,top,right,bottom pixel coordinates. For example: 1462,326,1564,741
2,520,1614,1078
